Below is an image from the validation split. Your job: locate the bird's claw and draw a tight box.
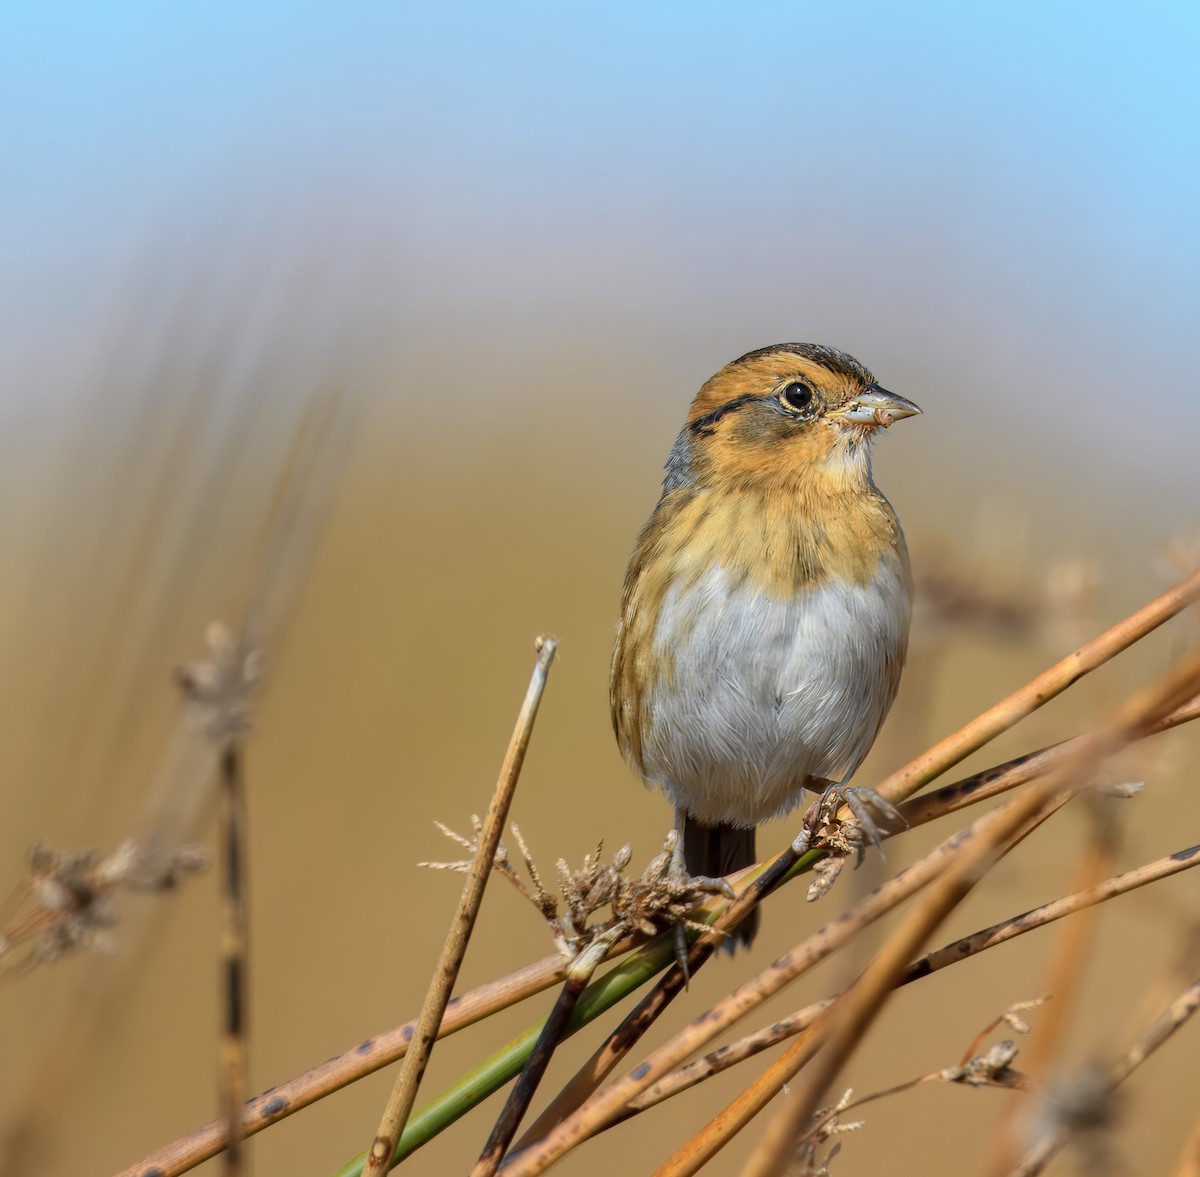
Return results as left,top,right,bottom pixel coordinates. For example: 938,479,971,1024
815,784,907,862
664,868,734,984
685,873,736,901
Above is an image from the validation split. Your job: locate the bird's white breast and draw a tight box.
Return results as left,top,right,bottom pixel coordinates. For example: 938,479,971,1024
638,562,910,826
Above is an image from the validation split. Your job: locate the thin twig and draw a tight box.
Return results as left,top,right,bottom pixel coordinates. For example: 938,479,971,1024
218,744,249,1177
502,792,1071,1175
360,636,557,1177
176,623,262,1177
118,687,1200,1177
472,930,620,1177
858,567,1200,814
897,692,1200,828
663,798,1064,1177
514,839,806,1149
1007,975,1200,1176
741,644,1200,1177
1171,1113,1200,1177
507,644,1200,1177
113,944,632,1177
618,842,1199,1121
989,802,1118,1174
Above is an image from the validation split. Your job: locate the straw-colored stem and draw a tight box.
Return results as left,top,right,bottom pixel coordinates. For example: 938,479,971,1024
623,841,1199,1119
508,644,1200,1177
676,798,1061,1177
1171,1113,1200,1177
741,645,1200,1177
472,930,618,1177
859,567,1200,814
361,636,557,1177
897,693,1199,829
118,686,1200,1177
501,794,1064,1176
218,742,248,1177
1007,975,1200,1177
988,807,1117,1175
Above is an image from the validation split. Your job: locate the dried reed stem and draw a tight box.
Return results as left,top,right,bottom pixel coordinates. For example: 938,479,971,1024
742,644,1200,1177
669,799,1062,1177
1007,975,1200,1176
115,944,629,1177
1171,1114,1200,1177
472,930,619,1177
514,839,805,1149
360,636,557,1177
509,643,1200,1177
988,806,1117,1174
119,689,1200,1177
897,694,1199,828
502,795,1065,1175
218,744,248,1177
858,567,1200,814
620,842,1199,1120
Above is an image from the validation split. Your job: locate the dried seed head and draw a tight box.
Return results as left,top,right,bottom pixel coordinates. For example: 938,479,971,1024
3,838,208,978
175,622,262,742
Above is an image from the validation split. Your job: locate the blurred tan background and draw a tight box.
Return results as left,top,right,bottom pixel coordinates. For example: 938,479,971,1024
2,5,1199,1175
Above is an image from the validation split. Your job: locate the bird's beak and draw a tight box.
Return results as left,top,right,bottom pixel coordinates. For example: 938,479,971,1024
838,385,922,429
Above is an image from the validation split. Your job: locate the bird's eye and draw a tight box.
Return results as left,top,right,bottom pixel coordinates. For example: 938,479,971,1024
781,382,814,411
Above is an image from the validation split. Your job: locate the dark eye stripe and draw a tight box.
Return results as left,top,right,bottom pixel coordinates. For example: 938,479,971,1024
689,394,761,435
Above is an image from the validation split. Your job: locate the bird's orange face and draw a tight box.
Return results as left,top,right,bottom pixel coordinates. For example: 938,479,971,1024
682,344,920,491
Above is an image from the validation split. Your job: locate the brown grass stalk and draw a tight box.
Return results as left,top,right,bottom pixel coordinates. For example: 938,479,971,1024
618,841,1199,1122
662,796,1065,1177
119,687,1200,1177
506,642,1200,1177
898,693,1200,829
472,929,620,1177
114,941,639,1177
218,744,249,1176
1171,1114,1200,1177
858,567,1200,814
741,644,1200,1177
1007,974,1200,1176
502,793,1068,1175
360,635,557,1177
988,804,1118,1175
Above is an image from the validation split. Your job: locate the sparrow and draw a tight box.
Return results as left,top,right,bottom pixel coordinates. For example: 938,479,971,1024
610,343,921,949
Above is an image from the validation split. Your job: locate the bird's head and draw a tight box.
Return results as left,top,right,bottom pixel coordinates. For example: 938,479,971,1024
673,343,920,492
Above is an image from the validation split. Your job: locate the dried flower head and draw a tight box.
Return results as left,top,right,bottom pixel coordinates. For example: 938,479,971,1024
423,822,727,960
175,621,262,741
1,840,208,979
789,1089,863,1176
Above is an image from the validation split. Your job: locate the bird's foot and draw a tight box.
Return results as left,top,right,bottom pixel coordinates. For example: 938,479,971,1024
661,831,735,983
667,864,734,984
805,782,907,864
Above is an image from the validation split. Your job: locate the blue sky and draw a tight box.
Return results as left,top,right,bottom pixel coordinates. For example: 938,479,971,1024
3,1,1198,462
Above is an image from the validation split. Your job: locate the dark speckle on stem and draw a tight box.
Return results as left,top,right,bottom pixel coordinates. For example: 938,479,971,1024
631,1062,651,1080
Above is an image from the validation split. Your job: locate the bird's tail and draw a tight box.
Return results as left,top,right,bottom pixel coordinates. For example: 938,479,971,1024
683,816,758,951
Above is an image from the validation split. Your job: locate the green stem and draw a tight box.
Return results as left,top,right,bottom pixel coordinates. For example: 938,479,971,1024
331,848,824,1176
